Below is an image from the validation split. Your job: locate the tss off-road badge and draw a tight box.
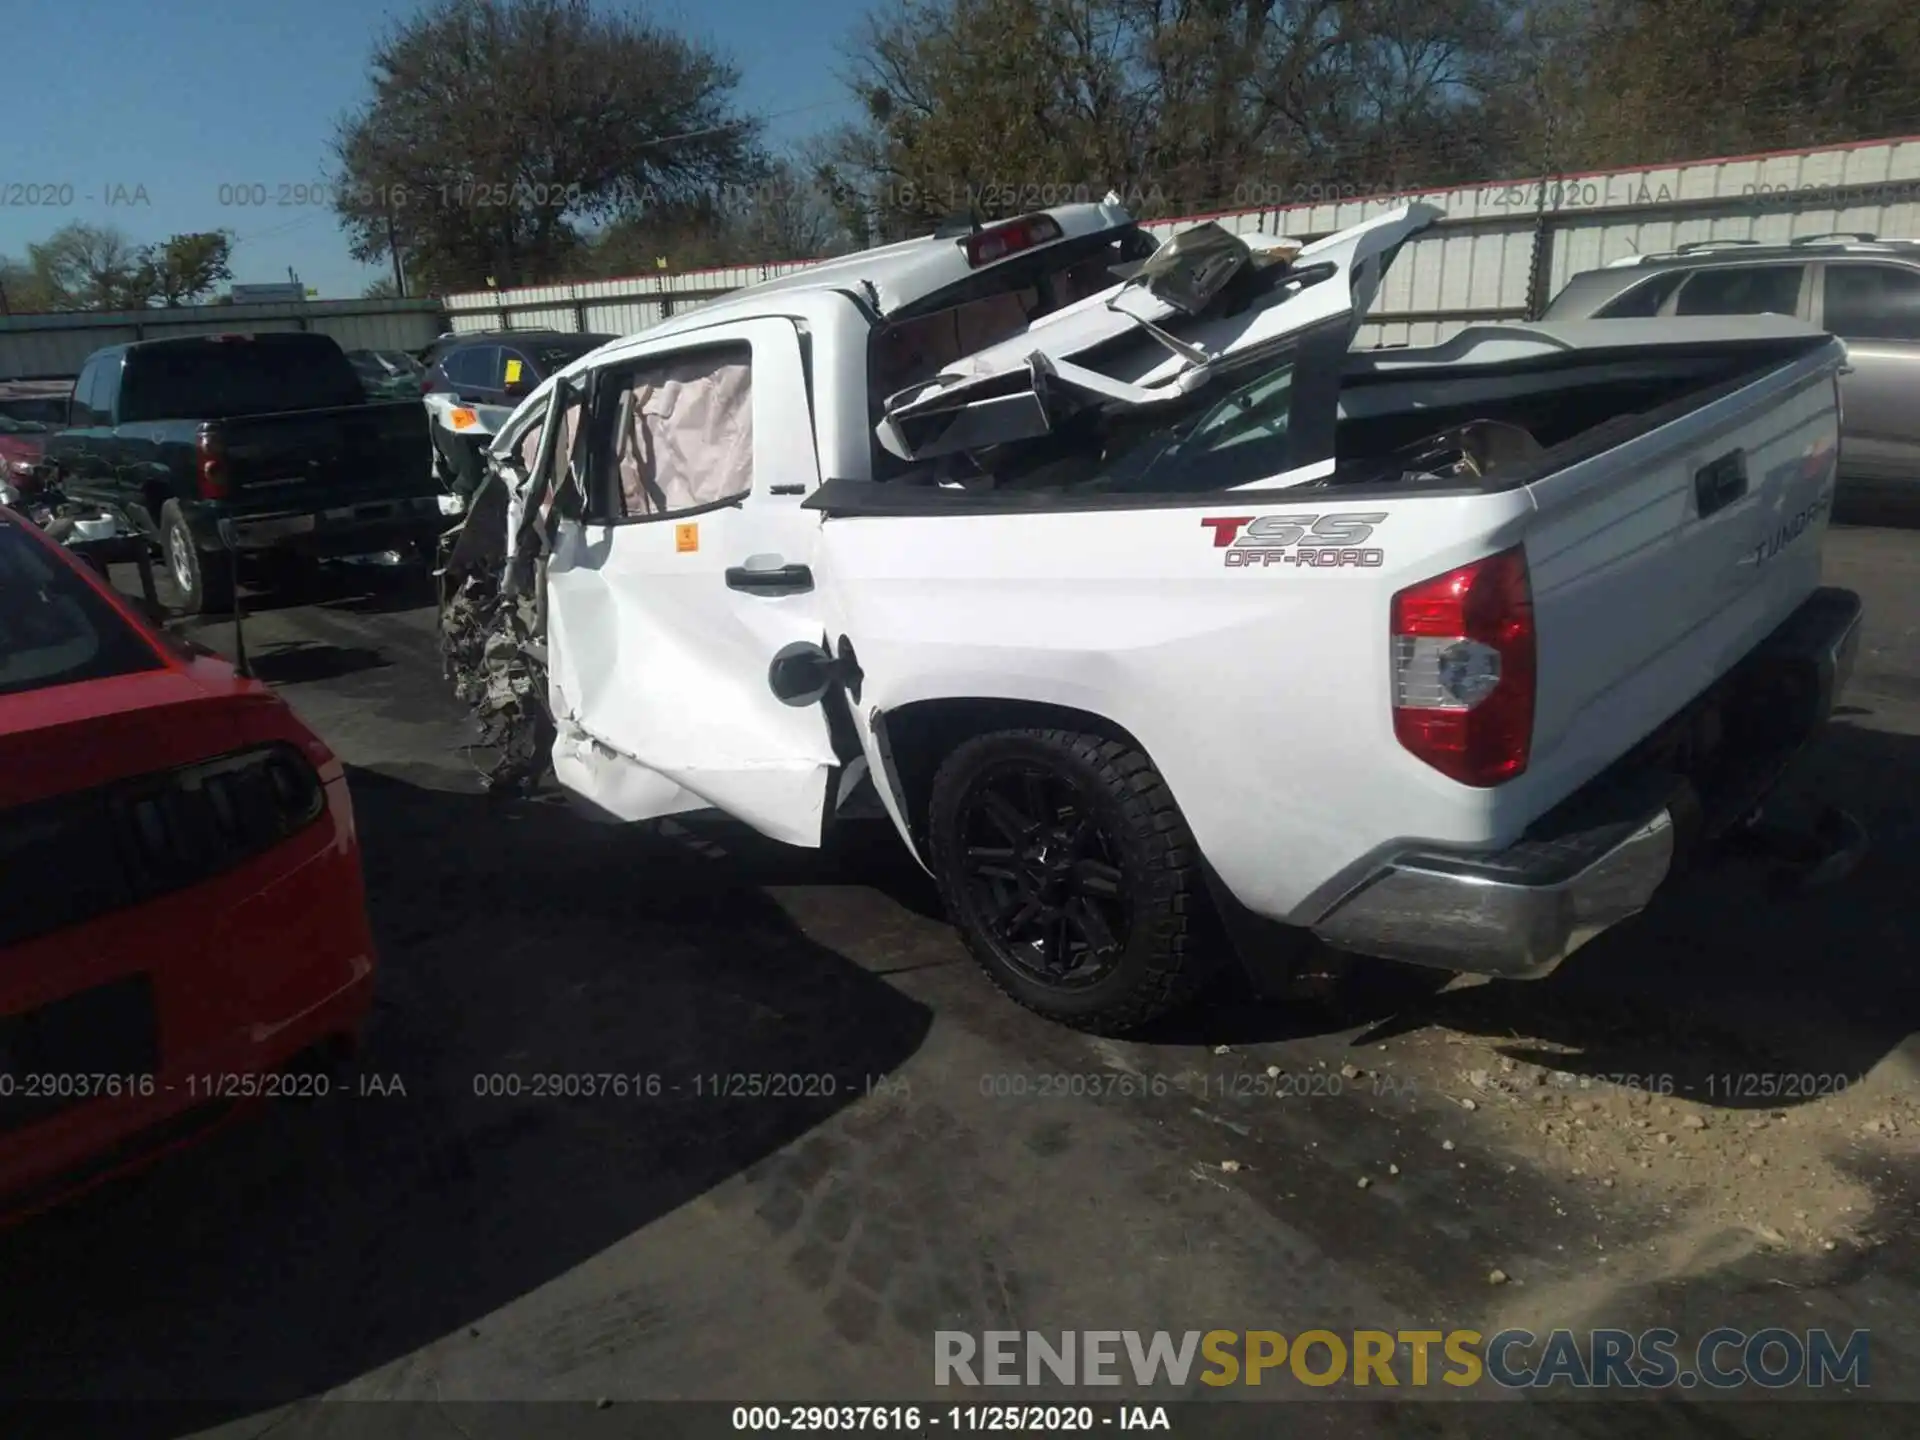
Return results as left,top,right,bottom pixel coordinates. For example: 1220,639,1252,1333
1200,512,1388,569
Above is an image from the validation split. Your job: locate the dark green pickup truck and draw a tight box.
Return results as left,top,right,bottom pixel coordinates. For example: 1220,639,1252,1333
42,332,441,614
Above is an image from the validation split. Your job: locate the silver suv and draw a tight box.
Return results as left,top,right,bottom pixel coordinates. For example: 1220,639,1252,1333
1544,234,1920,516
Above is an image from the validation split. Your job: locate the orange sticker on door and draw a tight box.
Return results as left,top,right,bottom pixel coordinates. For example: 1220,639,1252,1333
675,523,699,553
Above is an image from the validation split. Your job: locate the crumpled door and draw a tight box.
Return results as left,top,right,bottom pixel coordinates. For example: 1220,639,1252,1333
541,318,840,845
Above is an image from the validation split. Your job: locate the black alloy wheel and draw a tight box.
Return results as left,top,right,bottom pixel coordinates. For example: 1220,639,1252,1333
955,758,1131,990
928,729,1217,1033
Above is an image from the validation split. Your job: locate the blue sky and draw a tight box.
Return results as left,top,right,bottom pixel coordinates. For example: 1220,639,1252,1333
1,0,866,299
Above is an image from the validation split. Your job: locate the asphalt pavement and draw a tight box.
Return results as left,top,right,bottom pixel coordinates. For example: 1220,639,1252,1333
0,530,1913,1439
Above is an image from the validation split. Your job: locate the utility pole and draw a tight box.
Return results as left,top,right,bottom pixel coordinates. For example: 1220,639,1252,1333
1524,88,1563,321
384,203,407,297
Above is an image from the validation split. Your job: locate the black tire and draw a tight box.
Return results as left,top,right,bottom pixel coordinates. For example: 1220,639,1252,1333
927,728,1218,1034
159,499,234,616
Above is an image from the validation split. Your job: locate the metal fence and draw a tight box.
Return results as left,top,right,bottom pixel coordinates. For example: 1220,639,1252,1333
441,133,1920,349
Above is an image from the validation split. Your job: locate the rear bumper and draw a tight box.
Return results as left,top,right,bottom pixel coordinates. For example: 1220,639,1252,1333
1310,586,1864,979
187,495,445,556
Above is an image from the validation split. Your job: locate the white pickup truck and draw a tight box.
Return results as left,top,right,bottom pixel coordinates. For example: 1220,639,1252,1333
439,200,1865,1033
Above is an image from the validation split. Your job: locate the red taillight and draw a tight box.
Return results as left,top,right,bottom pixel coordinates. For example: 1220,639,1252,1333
196,429,228,499
1389,546,1535,787
963,213,1064,267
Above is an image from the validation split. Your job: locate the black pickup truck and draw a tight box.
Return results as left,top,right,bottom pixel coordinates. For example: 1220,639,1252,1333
42,332,440,614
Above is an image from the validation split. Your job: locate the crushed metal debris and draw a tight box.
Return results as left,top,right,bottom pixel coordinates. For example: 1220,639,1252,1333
440,558,554,794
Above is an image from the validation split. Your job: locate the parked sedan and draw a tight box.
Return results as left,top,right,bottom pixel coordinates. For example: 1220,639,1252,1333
0,508,377,1217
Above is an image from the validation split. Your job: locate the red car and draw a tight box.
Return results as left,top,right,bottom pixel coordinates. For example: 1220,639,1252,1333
0,505,376,1217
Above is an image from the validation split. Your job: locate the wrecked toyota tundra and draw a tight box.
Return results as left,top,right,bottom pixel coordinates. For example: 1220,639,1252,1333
438,199,1865,1034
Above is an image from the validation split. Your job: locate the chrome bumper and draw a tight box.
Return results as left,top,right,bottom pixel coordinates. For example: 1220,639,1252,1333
1311,586,1864,981
1311,809,1678,979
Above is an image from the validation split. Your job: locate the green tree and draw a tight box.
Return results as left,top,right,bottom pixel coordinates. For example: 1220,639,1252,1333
133,231,235,306
334,0,767,292
0,256,59,314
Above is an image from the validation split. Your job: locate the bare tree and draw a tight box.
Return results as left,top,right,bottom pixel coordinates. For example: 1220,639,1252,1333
824,0,1918,235
826,0,1524,233
25,224,146,310
727,159,851,261
1571,0,1920,167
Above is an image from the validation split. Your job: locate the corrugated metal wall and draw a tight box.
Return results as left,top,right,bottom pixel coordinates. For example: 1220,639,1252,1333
443,134,1920,351
442,264,815,337
0,299,451,379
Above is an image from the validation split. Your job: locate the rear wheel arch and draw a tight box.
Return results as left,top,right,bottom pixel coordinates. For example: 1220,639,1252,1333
875,696,1152,856
877,696,1315,1019
913,715,1224,1033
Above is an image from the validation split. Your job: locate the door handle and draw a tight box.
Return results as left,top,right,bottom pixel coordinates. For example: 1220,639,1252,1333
726,561,813,593
1694,448,1748,518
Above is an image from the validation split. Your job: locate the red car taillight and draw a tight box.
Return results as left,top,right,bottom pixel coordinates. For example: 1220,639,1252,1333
196,429,228,499
1390,546,1536,787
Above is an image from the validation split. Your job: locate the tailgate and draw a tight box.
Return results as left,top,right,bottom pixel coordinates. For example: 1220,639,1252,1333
1519,336,1845,806
217,401,432,513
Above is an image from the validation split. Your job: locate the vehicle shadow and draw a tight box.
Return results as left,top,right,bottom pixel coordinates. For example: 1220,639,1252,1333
247,640,393,685
1170,716,1920,1107
663,810,950,925
235,557,439,618
0,767,933,1427
104,556,440,621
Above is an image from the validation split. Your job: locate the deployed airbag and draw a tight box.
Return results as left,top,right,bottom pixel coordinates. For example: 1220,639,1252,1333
612,352,753,516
